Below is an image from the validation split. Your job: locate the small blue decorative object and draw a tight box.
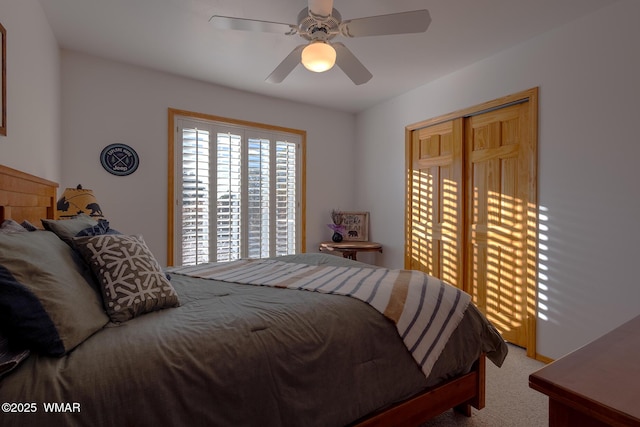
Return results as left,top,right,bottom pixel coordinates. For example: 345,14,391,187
100,143,139,176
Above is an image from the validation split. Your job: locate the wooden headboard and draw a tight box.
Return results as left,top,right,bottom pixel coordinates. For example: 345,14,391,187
0,164,58,224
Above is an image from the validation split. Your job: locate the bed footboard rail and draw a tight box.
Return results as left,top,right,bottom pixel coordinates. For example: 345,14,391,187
353,353,486,427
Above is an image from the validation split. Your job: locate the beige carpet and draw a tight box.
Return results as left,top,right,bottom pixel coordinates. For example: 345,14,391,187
423,344,549,426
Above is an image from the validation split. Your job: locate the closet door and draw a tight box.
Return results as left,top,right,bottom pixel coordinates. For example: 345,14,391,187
465,101,536,350
406,88,538,356
406,119,463,289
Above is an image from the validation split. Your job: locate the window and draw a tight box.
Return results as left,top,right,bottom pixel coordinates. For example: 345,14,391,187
168,110,305,266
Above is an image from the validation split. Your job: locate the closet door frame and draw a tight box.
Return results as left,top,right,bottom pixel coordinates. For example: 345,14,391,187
405,87,539,358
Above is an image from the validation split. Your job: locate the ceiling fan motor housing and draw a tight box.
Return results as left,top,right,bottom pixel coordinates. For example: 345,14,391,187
297,7,341,42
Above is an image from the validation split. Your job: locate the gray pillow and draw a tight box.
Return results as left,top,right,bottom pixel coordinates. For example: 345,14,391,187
74,234,180,323
41,213,98,245
0,219,28,234
0,231,109,356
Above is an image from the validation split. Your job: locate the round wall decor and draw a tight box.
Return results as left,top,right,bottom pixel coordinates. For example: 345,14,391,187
100,143,139,176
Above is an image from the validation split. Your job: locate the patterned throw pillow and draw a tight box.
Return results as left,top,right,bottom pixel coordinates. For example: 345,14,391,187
74,234,179,322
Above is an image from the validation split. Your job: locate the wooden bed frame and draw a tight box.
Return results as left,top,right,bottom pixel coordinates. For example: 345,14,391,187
354,355,485,426
0,164,58,225
0,162,486,426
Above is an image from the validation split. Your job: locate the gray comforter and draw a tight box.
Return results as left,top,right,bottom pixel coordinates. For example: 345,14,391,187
0,254,506,427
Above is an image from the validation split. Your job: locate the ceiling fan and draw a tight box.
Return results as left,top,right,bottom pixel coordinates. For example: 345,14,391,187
210,0,431,85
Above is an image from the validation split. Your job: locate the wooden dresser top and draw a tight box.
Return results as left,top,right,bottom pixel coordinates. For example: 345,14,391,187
529,314,640,426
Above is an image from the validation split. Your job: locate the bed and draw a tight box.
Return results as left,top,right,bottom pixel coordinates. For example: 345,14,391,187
0,163,507,427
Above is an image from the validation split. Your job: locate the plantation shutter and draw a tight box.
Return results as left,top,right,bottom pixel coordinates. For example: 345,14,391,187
181,127,210,266
275,139,297,256
216,129,243,262
176,118,301,266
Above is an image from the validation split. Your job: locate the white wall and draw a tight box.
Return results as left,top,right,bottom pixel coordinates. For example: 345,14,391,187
60,50,356,266
0,0,60,181
355,0,640,359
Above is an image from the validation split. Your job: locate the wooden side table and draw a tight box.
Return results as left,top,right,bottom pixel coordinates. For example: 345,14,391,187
318,241,382,261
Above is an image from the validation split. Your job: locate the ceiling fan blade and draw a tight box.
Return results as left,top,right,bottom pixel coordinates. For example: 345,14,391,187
266,45,306,84
340,9,431,38
333,42,372,85
210,15,296,35
308,0,334,21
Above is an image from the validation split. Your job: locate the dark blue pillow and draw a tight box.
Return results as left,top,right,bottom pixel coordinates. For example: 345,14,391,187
75,219,121,237
0,266,64,355
0,331,30,378
20,220,38,231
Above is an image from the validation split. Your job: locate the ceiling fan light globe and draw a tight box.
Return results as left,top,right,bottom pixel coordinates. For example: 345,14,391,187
301,42,336,72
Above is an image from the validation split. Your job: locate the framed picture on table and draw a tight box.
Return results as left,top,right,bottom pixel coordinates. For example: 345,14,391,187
341,211,369,241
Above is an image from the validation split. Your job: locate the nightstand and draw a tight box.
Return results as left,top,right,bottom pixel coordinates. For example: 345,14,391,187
318,241,382,261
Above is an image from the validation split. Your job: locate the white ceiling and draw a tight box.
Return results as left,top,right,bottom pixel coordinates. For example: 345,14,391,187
39,0,617,113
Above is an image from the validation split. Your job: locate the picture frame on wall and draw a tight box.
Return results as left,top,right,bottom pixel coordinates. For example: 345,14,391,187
341,211,369,241
0,22,6,136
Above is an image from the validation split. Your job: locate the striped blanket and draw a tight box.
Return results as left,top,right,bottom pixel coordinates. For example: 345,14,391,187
167,259,471,379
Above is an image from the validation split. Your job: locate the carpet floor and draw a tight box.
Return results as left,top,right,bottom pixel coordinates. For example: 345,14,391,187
423,344,548,426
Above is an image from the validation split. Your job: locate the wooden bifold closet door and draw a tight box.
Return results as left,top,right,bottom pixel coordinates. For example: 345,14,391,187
407,118,464,289
405,88,538,357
